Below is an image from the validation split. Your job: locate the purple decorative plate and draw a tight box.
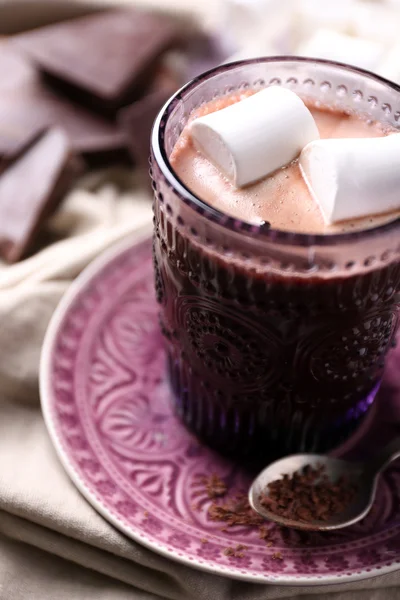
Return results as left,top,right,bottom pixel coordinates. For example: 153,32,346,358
40,233,400,585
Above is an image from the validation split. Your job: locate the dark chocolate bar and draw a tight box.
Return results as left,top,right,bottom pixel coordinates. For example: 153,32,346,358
0,45,127,165
13,9,179,116
0,46,46,171
0,128,83,263
118,89,172,170
0,123,46,174
118,60,180,169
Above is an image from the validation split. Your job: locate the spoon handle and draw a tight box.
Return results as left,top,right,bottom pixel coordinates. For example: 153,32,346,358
366,436,400,477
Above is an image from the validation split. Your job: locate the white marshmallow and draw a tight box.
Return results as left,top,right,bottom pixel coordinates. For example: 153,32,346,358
296,29,385,72
190,87,319,188
300,135,400,224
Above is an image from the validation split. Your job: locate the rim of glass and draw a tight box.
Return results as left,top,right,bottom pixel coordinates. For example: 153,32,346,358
151,56,400,247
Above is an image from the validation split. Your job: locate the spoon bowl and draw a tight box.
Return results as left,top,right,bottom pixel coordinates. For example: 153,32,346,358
249,437,400,531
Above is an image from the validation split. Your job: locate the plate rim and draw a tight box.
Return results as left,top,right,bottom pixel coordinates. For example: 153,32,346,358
40,228,400,586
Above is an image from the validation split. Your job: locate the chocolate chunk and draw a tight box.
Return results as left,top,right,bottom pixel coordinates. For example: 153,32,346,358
0,123,46,175
116,58,183,170
0,46,46,172
13,9,179,116
0,128,83,263
0,45,127,165
0,44,36,92
119,88,173,169
182,32,235,80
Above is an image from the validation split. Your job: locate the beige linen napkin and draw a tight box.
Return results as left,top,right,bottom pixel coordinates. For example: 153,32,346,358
0,169,399,600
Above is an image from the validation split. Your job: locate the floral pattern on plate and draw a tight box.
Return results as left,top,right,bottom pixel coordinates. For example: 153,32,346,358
40,235,400,584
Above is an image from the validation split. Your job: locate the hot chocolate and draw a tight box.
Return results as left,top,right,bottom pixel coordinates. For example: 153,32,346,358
151,59,400,463
170,92,400,234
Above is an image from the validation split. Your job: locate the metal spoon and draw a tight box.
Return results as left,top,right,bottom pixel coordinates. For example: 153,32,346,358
248,437,400,531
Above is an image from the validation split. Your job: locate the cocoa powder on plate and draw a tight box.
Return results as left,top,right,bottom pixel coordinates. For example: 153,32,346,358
200,474,228,499
208,493,264,527
199,473,277,557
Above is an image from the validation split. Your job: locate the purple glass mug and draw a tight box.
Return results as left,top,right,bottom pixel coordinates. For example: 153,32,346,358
150,57,400,464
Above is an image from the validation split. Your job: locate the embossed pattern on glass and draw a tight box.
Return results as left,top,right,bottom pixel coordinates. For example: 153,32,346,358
151,58,400,462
